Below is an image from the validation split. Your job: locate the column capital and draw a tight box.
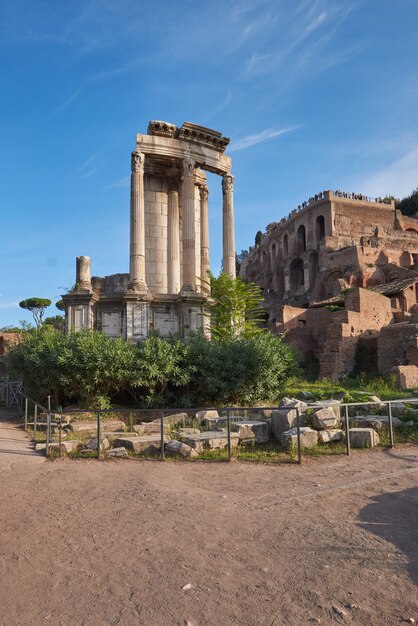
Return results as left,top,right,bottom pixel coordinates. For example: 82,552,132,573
199,184,209,201
222,173,234,194
182,158,195,177
131,150,145,173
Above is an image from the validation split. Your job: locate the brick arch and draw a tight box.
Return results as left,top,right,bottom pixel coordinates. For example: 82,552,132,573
296,224,307,254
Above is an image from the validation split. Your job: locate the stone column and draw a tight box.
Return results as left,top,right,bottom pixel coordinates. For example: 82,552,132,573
76,256,91,290
199,184,210,291
222,173,236,278
129,150,148,292
181,158,197,291
167,190,180,294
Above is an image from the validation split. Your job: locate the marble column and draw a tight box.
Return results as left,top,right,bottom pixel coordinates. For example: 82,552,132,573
199,184,210,291
76,256,91,290
222,173,236,278
181,158,197,291
167,190,180,294
129,150,147,292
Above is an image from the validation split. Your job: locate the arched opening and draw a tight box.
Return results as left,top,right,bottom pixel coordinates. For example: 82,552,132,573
270,243,276,272
283,234,288,258
400,251,412,268
315,215,325,246
406,228,418,234
309,252,319,287
289,258,305,294
296,225,306,254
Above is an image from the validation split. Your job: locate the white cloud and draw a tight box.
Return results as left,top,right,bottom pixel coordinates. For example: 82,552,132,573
0,302,19,311
359,147,418,199
229,126,300,152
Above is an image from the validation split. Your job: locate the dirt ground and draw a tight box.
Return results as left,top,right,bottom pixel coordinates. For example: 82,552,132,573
0,409,417,626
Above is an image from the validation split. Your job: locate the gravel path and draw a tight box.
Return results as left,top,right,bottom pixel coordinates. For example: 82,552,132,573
0,408,417,625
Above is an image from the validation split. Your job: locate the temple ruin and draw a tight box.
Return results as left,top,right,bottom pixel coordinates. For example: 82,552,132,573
240,190,418,382
63,121,236,339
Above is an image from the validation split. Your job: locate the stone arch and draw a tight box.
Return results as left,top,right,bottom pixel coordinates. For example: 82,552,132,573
315,215,325,246
296,224,306,254
325,270,344,297
406,228,418,234
289,258,305,294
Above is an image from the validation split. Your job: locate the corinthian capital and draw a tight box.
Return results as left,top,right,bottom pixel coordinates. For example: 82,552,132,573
131,150,145,173
182,158,195,177
199,184,209,201
222,173,234,194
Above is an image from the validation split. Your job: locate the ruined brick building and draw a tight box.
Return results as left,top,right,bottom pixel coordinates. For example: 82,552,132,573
240,190,418,384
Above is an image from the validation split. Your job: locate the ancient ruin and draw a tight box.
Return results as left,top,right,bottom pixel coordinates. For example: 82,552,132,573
63,121,236,339
240,190,418,381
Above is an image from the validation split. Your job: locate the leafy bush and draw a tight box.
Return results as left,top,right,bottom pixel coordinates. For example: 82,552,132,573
8,327,298,408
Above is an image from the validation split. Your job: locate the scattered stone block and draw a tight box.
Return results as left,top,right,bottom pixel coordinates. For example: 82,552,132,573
85,437,110,450
114,435,169,453
196,410,218,420
103,431,137,442
281,427,318,450
178,428,201,437
134,422,170,435
350,415,402,430
151,412,189,425
349,428,380,448
231,421,269,443
48,440,80,455
165,440,199,459
317,429,344,444
35,443,47,453
311,407,340,430
271,408,305,441
280,397,308,410
71,420,125,436
107,447,128,458
309,399,341,418
182,431,239,453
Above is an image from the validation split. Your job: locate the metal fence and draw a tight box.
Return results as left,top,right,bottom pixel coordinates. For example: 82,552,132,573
12,390,418,463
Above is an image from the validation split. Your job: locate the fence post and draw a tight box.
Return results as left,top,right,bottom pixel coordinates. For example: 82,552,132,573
34,404,38,442
46,395,51,457
24,397,28,430
160,410,165,461
227,409,231,462
388,402,394,449
344,404,351,456
296,407,302,465
97,409,101,459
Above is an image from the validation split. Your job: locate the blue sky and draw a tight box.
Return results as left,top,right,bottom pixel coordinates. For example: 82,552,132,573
1,0,418,327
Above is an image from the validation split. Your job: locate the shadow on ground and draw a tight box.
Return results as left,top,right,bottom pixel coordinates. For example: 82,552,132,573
359,485,418,586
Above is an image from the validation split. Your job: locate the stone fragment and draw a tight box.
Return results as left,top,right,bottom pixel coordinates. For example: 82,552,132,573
107,447,128,458
71,419,126,436
178,428,201,437
317,429,344,443
182,431,239,453
310,399,341,418
271,408,304,441
114,435,169,453
85,437,110,450
311,407,340,430
350,415,402,430
103,431,137,440
151,412,189,425
196,409,219,420
281,427,318,450
48,440,79,455
35,443,47,453
368,394,384,406
391,402,406,412
231,421,269,443
280,397,308,409
165,440,199,458
349,428,380,448
134,422,170,435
